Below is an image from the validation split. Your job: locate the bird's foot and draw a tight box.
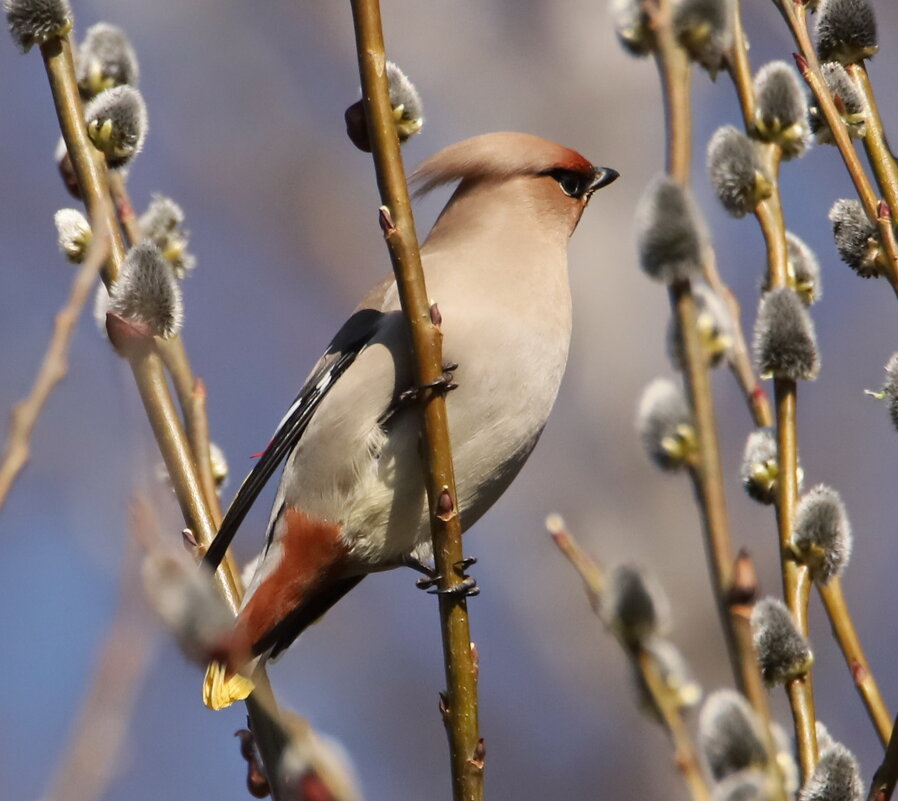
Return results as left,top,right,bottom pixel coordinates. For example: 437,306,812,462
399,362,459,403
403,554,439,579
406,555,479,596
428,575,480,597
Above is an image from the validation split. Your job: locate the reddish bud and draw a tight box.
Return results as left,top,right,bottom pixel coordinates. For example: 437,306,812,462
344,100,370,152
436,488,455,520
470,738,486,771
728,548,758,611
56,146,82,199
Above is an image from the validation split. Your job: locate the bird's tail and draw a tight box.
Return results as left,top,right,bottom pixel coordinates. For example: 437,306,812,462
203,661,255,710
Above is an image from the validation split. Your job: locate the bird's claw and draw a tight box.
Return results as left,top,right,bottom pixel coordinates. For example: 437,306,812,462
399,363,459,402
416,574,441,590
406,553,478,596
427,576,479,597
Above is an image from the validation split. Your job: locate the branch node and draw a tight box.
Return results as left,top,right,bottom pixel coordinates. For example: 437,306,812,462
378,205,396,237
468,738,486,772
436,487,456,521
181,528,198,551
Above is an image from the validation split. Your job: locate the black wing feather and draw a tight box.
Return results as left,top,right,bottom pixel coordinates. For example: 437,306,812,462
202,309,383,572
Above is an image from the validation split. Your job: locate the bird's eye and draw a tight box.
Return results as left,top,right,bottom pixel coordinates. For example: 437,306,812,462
547,169,588,198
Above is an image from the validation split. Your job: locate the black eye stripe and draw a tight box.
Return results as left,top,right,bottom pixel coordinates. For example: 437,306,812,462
543,168,590,198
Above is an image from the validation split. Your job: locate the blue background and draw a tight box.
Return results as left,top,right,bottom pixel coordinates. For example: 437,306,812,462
2,1,898,799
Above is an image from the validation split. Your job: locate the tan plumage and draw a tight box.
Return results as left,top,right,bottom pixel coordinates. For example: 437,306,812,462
204,132,618,709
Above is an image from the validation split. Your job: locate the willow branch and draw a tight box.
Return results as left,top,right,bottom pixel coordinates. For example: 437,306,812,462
349,2,482,799
772,1,898,296
33,28,289,795
549,521,712,801
652,0,762,708
107,172,225,526
849,64,898,218
701,0,773,428
706,256,773,428
0,235,107,512
867,717,898,801
818,578,892,745
636,649,712,801
40,37,122,285
754,138,819,778
726,0,756,133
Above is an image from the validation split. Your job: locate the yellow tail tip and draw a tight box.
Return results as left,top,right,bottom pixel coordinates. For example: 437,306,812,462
203,661,254,710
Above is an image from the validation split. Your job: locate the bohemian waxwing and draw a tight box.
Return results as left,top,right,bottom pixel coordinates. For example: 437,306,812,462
202,131,618,708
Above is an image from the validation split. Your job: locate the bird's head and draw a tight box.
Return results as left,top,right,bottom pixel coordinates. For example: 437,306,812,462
411,132,619,241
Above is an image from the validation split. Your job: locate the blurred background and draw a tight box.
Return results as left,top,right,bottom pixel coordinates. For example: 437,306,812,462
2,0,898,799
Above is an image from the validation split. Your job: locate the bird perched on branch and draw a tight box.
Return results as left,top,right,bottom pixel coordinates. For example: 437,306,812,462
202,132,618,709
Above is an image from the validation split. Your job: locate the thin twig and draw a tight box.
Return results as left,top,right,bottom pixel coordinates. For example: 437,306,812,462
40,36,122,285
349,2,482,800
636,649,712,801
708,1,774,432
773,1,898,296
867,717,898,801
33,26,290,795
0,235,108,512
651,9,788,797
704,252,773,428
40,536,155,801
755,133,819,781
107,173,225,527
726,0,756,134
548,520,712,801
849,64,898,218
651,0,763,708
108,171,141,245
818,578,892,745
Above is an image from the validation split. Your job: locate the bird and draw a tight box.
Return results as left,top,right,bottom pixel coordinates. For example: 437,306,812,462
201,132,618,709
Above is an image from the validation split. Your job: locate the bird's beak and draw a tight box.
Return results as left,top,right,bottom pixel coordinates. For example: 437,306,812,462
588,166,620,194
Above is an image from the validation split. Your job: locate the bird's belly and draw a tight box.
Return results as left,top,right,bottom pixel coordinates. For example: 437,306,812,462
340,313,571,567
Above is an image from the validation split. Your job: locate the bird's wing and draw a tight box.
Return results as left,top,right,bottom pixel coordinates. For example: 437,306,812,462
202,305,388,571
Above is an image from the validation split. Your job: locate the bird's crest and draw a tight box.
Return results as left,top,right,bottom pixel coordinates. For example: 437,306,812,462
410,132,594,197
